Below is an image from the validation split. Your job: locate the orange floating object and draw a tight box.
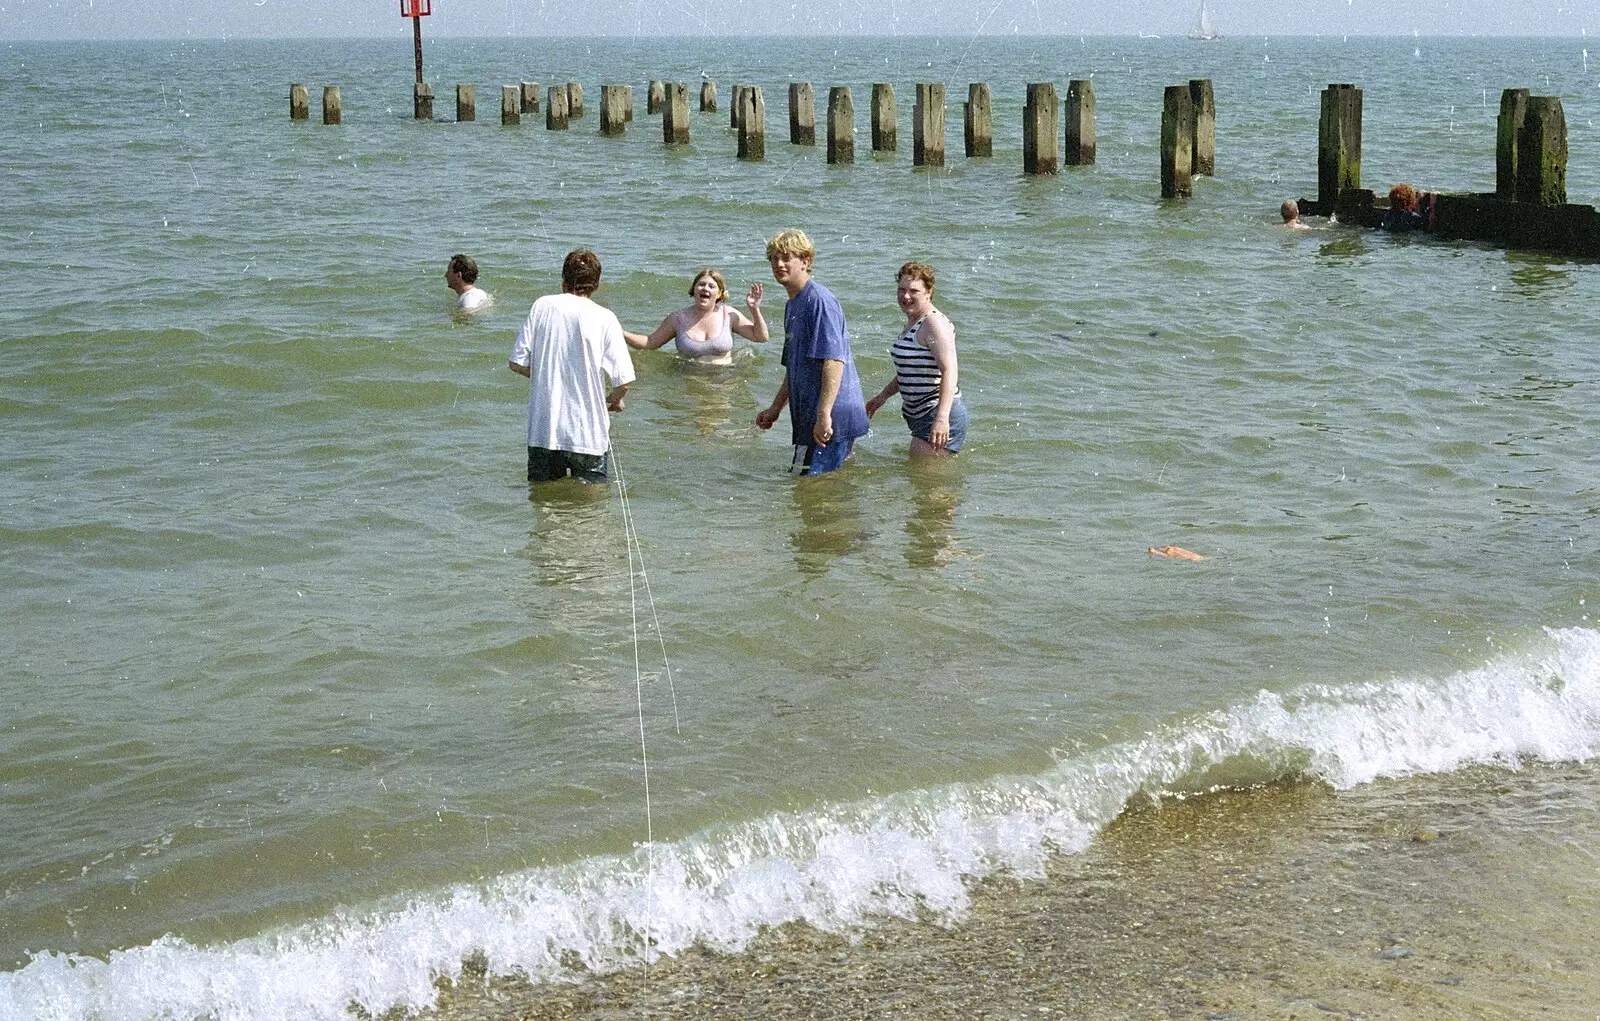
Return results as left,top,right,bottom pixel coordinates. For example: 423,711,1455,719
1147,545,1206,561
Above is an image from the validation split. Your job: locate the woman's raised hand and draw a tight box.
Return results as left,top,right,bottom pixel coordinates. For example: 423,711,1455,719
746,282,764,313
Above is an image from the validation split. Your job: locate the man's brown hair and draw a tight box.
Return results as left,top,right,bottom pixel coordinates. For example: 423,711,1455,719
562,249,602,296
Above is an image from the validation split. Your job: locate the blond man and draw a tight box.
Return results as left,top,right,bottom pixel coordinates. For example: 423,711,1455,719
755,230,869,475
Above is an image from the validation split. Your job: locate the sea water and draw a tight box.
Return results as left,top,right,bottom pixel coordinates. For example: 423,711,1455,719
1,34,1598,1020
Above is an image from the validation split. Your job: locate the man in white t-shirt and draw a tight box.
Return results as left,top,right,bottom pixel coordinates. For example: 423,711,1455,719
508,249,636,483
445,253,492,312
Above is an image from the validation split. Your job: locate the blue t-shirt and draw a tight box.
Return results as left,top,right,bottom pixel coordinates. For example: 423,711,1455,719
780,279,869,447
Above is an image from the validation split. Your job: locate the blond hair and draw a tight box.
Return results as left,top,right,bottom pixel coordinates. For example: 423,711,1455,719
689,268,729,302
765,228,815,262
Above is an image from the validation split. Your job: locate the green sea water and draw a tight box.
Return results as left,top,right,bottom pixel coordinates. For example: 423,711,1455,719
2,35,1598,1020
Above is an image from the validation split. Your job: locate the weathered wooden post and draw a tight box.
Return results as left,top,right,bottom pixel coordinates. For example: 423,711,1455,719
737,85,765,160
414,82,434,120
1317,84,1362,210
456,84,475,122
700,80,717,113
913,83,945,167
520,81,540,114
1189,78,1215,176
872,83,896,152
290,83,309,121
501,86,520,126
789,83,815,145
664,82,690,144
827,85,854,164
1023,82,1058,174
600,84,628,136
567,82,583,118
647,80,664,114
1518,96,1568,206
1497,88,1529,200
729,84,748,132
1160,85,1194,198
322,86,342,125
546,83,568,130
1065,79,1095,165
623,84,633,122
964,83,992,157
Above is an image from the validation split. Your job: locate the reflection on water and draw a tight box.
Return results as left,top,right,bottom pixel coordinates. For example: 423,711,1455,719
1316,229,1370,263
1506,253,1574,297
523,484,621,589
646,355,762,439
789,473,874,579
904,460,969,570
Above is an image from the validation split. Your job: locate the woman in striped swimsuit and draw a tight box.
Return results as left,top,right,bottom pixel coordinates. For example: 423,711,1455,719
865,261,967,456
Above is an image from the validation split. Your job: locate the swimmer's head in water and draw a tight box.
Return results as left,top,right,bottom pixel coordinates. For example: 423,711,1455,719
447,253,478,284
689,268,728,302
562,249,602,296
1280,200,1299,223
765,229,815,265
897,261,936,295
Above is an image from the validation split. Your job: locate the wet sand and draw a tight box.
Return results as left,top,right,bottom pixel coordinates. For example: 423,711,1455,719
413,762,1600,1020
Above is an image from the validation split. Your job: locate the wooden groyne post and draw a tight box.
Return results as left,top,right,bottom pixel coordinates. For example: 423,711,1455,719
1317,84,1362,210
1189,78,1215,176
964,83,992,157
456,84,475,123
501,86,520,126
737,86,765,160
731,84,751,132
789,83,815,145
1023,82,1058,175
828,85,854,164
520,82,540,114
1518,96,1568,206
567,82,583,118
546,83,569,130
1160,85,1194,198
664,82,690,144
913,83,945,167
323,86,342,125
600,84,628,136
647,80,664,115
700,80,718,113
872,83,896,152
623,84,634,122
290,83,309,121
1065,79,1095,165
1496,88,1528,199
414,82,434,120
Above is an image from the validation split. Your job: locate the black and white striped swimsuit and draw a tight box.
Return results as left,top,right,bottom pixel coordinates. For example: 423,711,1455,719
890,312,957,417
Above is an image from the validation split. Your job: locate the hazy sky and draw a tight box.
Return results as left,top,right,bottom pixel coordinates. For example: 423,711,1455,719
0,0,1595,40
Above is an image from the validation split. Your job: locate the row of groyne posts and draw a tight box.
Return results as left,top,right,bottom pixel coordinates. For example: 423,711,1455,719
288,77,1220,187
1303,82,1598,255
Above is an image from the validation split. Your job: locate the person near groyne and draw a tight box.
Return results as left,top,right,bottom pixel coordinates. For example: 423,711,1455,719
1381,184,1426,232
754,229,869,476
507,249,634,483
623,268,769,365
445,253,491,312
865,261,967,457
1280,200,1312,230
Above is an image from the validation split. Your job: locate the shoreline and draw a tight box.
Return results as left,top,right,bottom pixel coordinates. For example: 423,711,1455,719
416,763,1600,1020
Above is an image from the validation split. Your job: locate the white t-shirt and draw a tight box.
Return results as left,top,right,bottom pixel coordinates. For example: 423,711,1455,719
510,293,636,456
457,286,491,311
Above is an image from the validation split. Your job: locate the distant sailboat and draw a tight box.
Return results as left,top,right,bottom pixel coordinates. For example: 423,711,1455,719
1191,1,1221,40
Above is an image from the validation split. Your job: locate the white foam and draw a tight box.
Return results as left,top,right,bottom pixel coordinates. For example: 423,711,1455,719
7,627,1600,1021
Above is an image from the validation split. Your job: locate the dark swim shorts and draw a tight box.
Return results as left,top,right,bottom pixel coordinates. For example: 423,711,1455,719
527,446,610,483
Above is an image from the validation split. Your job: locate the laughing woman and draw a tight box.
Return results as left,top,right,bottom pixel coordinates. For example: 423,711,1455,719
624,268,768,365
865,261,967,456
